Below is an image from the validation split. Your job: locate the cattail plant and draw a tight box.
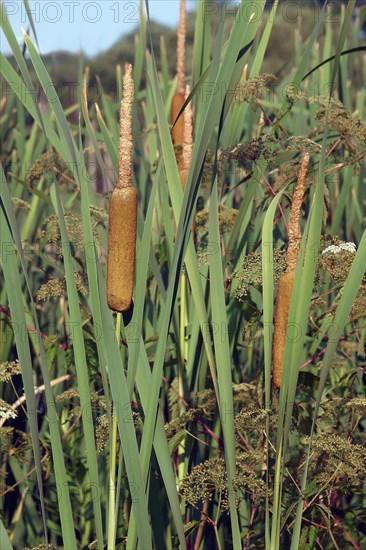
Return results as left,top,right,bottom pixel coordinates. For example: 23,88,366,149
171,0,186,161
107,63,137,312
177,89,193,502
273,153,310,389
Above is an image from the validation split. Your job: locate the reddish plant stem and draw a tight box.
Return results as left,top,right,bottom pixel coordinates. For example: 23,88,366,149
256,164,289,232
193,498,210,550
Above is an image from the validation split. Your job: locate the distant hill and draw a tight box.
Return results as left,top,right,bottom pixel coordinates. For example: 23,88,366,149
90,18,196,92
3,2,365,108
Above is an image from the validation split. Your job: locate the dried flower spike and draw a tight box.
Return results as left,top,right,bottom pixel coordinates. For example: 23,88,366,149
107,63,138,312
273,153,310,389
118,64,134,189
286,153,309,273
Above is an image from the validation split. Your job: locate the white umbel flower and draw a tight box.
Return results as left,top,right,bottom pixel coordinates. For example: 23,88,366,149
322,242,357,255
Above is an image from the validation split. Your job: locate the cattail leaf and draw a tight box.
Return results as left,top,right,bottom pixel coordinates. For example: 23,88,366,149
95,104,118,172
133,1,147,94
81,76,109,186
208,176,241,545
262,184,287,548
22,0,39,46
0,517,13,550
127,158,161,390
302,46,366,81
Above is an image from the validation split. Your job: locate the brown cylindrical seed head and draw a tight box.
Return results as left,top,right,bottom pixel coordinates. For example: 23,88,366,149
107,187,138,312
171,92,185,146
272,271,295,389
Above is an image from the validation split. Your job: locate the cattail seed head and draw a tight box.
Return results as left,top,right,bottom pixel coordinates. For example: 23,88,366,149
107,187,138,311
273,153,310,388
107,63,137,312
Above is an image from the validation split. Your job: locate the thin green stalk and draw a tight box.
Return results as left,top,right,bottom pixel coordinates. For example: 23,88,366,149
178,269,187,501
107,313,122,550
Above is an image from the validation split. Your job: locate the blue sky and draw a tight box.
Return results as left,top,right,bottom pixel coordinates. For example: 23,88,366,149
1,1,197,57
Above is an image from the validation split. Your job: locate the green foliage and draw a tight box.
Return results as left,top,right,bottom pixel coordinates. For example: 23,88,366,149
180,452,266,511
0,1,365,549
232,247,288,299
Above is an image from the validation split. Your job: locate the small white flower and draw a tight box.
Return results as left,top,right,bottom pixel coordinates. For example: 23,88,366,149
322,245,338,255
322,242,357,255
0,405,17,420
339,242,357,253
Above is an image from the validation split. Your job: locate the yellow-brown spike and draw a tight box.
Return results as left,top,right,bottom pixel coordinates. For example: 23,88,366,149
177,0,186,95
286,153,310,273
179,86,196,239
273,153,310,388
180,85,193,189
118,63,134,189
171,0,186,151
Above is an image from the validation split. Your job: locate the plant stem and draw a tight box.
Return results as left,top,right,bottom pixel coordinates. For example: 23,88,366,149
178,270,187,496
107,312,121,550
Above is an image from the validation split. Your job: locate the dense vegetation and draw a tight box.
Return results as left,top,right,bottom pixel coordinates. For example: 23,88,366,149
0,1,365,549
